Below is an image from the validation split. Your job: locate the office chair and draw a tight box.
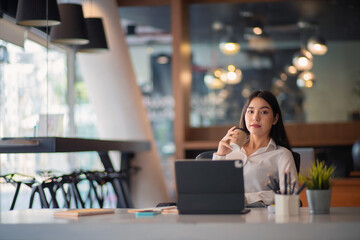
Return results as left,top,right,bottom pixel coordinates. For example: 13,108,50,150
353,138,360,171
292,152,300,174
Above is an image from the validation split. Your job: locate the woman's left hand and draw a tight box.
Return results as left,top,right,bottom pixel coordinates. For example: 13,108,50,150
215,126,239,156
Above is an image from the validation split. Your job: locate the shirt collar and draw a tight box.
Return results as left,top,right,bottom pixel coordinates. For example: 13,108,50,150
265,138,277,151
240,138,277,158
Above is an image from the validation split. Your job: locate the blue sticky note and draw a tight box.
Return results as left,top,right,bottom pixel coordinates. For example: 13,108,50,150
135,211,160,217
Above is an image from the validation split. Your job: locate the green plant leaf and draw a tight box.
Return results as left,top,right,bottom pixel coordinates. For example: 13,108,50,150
298,160,336,190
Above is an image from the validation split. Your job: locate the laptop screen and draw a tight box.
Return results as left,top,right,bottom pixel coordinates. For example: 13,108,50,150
175,160,245,214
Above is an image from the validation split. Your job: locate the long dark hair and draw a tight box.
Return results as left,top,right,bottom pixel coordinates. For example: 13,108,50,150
239,90,291,150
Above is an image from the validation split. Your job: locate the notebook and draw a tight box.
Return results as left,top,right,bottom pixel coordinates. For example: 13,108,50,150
54,208,115,219
175,160,248,214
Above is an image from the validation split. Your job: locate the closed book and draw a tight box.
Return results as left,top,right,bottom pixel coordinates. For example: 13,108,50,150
54,208,115,218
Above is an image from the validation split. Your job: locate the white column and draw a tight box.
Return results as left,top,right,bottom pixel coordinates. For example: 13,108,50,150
77,0,170,207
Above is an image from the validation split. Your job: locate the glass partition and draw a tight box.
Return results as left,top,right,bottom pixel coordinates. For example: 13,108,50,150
189,0,360,127
0,39,68,137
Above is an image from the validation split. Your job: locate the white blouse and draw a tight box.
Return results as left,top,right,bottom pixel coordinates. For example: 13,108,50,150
213,138,298,205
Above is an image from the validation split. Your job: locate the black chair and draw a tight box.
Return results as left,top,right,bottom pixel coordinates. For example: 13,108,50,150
292,151,301,174
0,173,38,210
352,138,360,171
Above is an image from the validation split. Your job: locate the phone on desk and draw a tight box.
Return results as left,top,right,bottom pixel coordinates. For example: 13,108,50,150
156,202,177,207
156,202,250,214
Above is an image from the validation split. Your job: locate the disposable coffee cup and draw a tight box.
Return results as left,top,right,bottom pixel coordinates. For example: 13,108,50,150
230,127,248,151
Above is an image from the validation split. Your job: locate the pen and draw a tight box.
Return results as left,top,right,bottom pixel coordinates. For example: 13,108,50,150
268,175,278,191
267,182,280,194
291,181,296,194
274,178,279,189
267,181,276,192
284,173,287,195
288,172,292,194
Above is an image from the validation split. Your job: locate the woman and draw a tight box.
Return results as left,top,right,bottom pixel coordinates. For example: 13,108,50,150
213,90,298,206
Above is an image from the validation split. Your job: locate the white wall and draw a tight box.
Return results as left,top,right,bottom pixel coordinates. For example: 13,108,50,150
77,0,170,207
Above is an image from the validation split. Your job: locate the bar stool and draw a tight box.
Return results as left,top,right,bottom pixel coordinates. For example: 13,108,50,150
29,176,58,209
0,173,38,210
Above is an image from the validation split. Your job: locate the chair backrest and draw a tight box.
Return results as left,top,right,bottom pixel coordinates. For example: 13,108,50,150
196,150,300,173
291,151,301,174
292,147,314,174
353,138,360,171
195,151,215,160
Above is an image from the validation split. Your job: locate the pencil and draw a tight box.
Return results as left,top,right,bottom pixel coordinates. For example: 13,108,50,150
284,173,288,195
291,182,296,194
288,172,292,194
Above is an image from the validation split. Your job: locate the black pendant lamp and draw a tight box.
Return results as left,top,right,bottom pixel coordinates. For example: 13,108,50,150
16,0,61,27
76,18,108,53
50,3,89,45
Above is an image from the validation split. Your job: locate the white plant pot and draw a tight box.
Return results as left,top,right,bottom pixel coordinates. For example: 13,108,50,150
306,189,332,214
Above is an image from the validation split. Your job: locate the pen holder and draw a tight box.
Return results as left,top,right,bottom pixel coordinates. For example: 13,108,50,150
275,194,299,216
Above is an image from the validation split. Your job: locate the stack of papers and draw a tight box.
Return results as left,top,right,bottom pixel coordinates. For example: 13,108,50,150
128,206,178,215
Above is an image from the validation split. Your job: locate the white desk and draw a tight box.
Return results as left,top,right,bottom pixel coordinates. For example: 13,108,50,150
1,207,360,240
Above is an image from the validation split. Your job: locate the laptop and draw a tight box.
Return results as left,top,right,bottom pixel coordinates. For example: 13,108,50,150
175,160,248,214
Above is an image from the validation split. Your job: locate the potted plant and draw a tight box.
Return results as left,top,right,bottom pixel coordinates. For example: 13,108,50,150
299,160,336,214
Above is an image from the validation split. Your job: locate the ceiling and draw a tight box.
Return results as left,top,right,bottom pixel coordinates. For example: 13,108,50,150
118,0,360,45
1,0,358,45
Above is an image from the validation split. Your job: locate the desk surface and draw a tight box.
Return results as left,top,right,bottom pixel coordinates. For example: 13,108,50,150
1,207,360,240
0,137,150,153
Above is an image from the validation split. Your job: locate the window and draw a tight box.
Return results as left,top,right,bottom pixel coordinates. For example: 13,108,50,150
0,39,67,137
0,33,100,211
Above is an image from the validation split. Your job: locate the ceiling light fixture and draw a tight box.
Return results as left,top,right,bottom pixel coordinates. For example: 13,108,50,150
213,68,223,78
204,73,225,90
157,55,169,64
220,65,242,85
219,40,240,55
76,18,108,53
227,64,236,72
285,65,298,75
16,0,61,27
212,21,224,31
251,20,263,36
275,78,285,88
280,72,288,81
297,71,316,88
50,3,89,45
292,49,313,71
307,36,328,55
253,27,263,35
219,26,240,55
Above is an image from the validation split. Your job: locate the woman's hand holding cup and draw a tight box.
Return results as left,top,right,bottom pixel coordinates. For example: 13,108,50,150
216,126,248,156
230,127,249,151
